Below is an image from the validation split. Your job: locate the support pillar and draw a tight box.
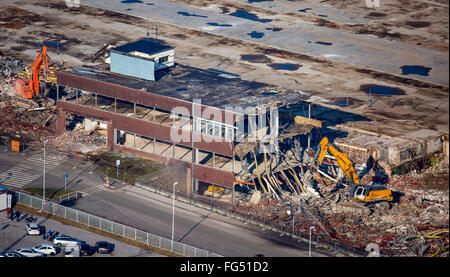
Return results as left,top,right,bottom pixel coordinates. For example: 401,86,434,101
186,166,191,198
232,183,235,205
56,108,66,136
106,121,114,149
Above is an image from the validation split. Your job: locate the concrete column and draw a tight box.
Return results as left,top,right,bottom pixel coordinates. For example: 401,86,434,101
186,166,191,198
95,93,97,108
212,152,215,168
114,98,117,113
232,183,234,205
56,108,66,136
106,121,114,149
232,155,235,173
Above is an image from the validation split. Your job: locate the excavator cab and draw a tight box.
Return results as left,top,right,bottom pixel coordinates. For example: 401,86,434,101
350,183,393,203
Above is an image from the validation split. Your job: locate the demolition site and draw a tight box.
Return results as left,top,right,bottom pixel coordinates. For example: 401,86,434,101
0,0,448,257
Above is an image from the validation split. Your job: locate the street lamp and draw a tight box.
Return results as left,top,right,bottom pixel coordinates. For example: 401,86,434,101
42,139,49,211
285,202,295,238
171,181,179,252
309,226,316,257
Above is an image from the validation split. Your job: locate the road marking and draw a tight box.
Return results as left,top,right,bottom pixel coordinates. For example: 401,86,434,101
79,184,113,197
0,153,67,189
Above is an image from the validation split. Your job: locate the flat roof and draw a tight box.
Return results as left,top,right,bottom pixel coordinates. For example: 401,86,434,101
61,64,303,111
111,39,174,56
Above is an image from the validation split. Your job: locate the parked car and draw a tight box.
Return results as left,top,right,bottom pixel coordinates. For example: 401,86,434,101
25,223,41,235
95,241,114,254
15,248,45,257
64,244,80,257
80,242,96,256
32,244,57,256
0,251,26,257
52,235,78,247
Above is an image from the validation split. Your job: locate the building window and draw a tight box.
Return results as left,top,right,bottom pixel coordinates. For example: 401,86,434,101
158,56,169,64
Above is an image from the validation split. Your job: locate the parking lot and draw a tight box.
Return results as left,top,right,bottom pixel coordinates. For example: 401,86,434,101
0,211,165,257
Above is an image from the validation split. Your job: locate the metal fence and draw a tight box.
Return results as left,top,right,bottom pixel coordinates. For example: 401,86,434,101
59,191,82,204
11,191,221,257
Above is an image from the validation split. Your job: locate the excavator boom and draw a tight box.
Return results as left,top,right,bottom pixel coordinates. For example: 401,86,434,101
315,137,393,203
316,137,359,185
15,46,49,99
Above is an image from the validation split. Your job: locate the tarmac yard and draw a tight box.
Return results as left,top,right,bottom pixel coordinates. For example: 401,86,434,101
0,0,448,257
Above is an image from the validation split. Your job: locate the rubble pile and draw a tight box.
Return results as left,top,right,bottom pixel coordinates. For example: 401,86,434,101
0,55,25,77
49,127,106,154
238,157,449,256
0,95,55,144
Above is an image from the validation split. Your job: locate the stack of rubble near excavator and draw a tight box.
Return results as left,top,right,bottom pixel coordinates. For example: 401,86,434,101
237,137,448,257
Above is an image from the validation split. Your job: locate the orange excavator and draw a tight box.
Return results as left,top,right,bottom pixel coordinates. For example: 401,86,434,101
314,137,393,203
14,45,50,99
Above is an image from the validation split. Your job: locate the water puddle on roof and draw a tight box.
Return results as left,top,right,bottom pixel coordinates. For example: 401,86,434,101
176,88,187,92
146,3,154,5
315,41,333,46
405,21,431,28
248,0,271,3
177,11,208,18
298,8,312,13
317,14,328,17
360,84,406,96
240,54,272,63
207,22,233,27
400,65,432,76
261,91,278,96
268,63,301,71
265,27,282,32
121,0,143,3
367,12,387,17
230,10,272,23
247,31,265,39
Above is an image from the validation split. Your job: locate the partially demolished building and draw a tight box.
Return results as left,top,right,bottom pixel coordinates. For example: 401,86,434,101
55,39,318,201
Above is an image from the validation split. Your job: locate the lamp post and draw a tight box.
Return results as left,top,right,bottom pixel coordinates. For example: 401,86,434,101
309,226,316,257
285,202,295,237
171,181,179,252
42,139,49,211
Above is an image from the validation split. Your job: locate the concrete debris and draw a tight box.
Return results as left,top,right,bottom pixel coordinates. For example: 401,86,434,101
0,55,25,77
236,151,448,256
250,190,262,205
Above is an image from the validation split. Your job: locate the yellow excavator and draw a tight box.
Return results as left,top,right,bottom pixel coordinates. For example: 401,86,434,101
314,137,393,203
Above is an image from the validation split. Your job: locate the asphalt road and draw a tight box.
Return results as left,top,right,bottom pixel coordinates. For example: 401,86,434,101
0,145,334,257
80,0,449,86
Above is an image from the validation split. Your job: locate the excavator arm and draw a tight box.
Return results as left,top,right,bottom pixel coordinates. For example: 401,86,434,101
315,137,360,185
31,45,49,97
15,46,49,99
315,137,393,203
